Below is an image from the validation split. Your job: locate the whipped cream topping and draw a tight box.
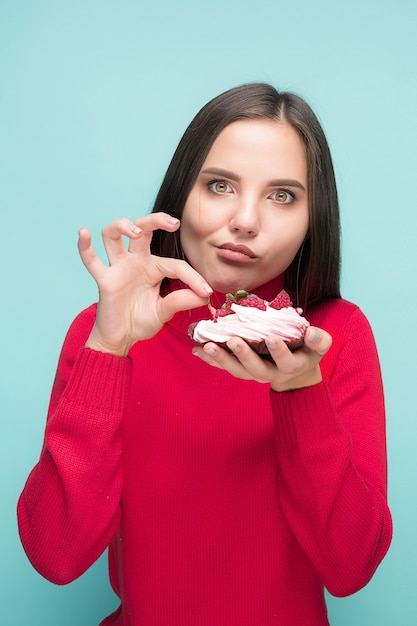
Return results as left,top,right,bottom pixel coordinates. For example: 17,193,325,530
192,303,309,344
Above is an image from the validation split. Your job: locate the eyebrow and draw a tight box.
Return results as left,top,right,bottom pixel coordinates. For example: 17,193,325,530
200,168,306,191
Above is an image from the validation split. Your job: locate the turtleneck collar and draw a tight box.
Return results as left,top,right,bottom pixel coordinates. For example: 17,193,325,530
166,274,285,337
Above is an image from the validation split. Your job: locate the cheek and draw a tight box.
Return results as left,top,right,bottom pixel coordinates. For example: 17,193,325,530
181,191,220,244
267,210,309,249
179,201,206,260
181,207,201,245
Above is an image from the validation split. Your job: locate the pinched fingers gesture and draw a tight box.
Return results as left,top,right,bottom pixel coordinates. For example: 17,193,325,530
192,327,332,391
78,213,212,356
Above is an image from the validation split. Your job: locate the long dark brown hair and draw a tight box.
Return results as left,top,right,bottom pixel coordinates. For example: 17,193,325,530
150,82,341,306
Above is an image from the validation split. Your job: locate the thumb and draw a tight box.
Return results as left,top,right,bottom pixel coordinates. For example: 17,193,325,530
157,289,210,324
304,326,332,357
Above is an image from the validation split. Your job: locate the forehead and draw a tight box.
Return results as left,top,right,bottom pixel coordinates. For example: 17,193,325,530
202,119,307,180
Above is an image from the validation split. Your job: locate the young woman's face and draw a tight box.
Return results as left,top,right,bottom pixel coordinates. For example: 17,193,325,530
180,119,309,294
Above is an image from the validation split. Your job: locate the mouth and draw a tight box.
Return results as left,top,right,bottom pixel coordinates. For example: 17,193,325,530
216,242,257,263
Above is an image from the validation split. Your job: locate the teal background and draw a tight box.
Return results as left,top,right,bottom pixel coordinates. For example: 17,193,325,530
1,0,415,623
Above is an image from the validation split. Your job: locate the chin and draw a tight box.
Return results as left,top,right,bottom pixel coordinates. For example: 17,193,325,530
209,278,255,295
202,263,274,295
206,272,246,293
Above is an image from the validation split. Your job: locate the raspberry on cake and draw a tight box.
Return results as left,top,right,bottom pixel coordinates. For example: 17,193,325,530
189,289,309,356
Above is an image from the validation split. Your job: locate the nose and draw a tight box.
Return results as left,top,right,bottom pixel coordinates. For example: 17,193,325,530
228,196,260,237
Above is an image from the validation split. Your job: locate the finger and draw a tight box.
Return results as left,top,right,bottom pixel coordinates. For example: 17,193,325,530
225,337,275,379
158,289,211,324
154,257,213,299
78,228,108,281
264,329,329,377
207,339,268,380
128,213,180,254
101,218,144,263
263,336,307,375
134,212,180,232
266,334,324,392
304,326,332,357
193,342,254,380
191,343,225,370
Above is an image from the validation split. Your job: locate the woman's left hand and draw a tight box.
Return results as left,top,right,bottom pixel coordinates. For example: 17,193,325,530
192,326,332,391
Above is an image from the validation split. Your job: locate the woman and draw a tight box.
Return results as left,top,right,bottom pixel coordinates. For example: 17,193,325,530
18,83,392,625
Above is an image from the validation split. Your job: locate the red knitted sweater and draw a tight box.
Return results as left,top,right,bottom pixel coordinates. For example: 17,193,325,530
17,278,392,625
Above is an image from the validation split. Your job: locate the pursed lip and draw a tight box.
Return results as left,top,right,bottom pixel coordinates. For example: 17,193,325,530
217,242,257,258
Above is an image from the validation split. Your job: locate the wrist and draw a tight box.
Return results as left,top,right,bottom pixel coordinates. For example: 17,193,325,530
271,365,322,392
85,330,131,357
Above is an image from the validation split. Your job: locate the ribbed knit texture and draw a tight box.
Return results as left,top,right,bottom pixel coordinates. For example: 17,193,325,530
17,280,392,625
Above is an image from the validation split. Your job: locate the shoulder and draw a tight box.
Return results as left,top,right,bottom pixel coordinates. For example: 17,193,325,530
307,298,372,340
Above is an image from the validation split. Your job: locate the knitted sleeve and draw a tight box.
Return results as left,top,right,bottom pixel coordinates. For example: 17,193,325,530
270,302,392,597
17,305,132,584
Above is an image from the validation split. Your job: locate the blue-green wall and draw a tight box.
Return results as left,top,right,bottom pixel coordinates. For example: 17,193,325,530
2,1,415,623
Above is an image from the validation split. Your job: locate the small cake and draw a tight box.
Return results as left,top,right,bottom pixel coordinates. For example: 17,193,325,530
189,289,309,356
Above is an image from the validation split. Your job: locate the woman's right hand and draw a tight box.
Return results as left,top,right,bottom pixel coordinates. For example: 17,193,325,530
78,213,213,356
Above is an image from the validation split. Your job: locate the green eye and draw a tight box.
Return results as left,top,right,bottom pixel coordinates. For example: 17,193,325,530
209,180,231,194
272,190,294,204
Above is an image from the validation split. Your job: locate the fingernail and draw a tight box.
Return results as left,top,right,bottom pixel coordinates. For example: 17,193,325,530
265,337,277,349
167,216,180,225
192,348,202,358
202,283,213,294
205,347,217,357
229,341,240,353
130,225,142,234
308,328,320,343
